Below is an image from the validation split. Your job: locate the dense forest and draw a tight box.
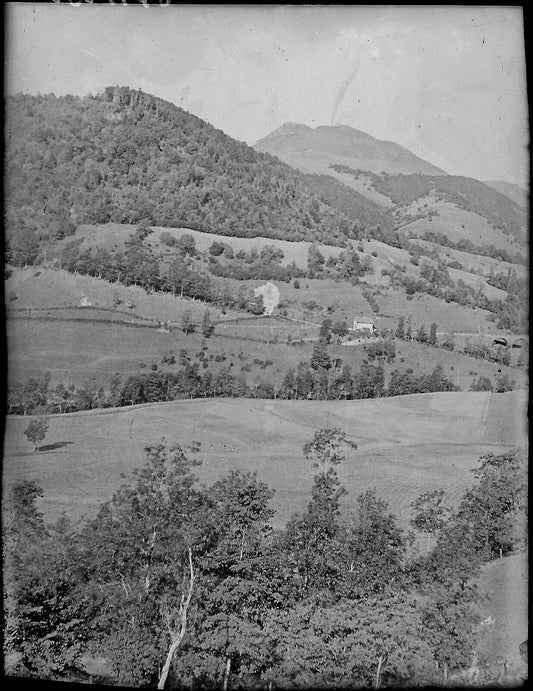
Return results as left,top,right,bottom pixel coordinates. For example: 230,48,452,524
300,172,396,244
4,434,527,687
5,87,387,263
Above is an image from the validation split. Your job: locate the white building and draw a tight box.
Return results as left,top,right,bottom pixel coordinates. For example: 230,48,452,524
352,317,376,333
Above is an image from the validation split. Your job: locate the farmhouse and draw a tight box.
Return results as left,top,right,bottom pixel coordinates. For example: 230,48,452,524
352,317,376,333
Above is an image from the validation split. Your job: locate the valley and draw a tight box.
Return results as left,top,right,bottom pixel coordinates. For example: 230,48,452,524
3,85,528,688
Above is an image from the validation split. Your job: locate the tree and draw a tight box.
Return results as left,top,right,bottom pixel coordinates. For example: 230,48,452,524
470,376,493,392
416,325,428,343
201,309,215,338
279,428,355,597
247,293,264,315
166,256,190,298
331,320,348,338
428,322,438,346
310,339,331,371
396,316,405,340
340,490,409,598
176,234,196,257
157,547,195,690
4,482,92,680
303,427,357,477
24,416,50,451
77,441,213,686
307,243,325,277
319,317,332,344
181,308,195,335
208,240,225,256
410,489,451,553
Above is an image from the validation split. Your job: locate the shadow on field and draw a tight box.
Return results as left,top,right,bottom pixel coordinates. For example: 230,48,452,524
38,441,75,452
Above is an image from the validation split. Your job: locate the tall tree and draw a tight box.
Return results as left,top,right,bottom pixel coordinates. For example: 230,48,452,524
201,309,215,338
310,339,331,371
23,416,50,452
410,489,451,553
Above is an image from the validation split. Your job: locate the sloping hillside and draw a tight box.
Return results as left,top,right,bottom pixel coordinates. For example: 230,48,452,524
254,122,445,176
332,167,526,247
484,180,528,209
3,392,527,528
5,87,377,261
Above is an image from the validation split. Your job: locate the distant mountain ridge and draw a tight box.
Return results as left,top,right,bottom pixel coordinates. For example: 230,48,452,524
254,122,446,177
484,180,528,210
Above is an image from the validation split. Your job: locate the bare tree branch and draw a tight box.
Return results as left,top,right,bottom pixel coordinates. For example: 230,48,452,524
157,547,195,690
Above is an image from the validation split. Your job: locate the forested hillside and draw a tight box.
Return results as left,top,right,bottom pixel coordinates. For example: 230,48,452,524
5,87,385,265
330,165,526,244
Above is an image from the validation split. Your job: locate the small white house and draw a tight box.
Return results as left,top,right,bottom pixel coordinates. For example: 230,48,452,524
352,317,376,333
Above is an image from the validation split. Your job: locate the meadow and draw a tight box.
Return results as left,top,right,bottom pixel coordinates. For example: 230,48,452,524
399,196,520,255
3,391,527,533
74,223,345,268
7,311,525,394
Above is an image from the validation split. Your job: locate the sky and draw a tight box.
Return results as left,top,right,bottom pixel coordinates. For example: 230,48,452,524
5,3,529,186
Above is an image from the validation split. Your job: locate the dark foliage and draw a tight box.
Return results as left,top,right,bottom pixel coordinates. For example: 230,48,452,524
5,88,365,265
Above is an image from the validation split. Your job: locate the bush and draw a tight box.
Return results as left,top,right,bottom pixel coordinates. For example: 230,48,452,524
160,231,177,247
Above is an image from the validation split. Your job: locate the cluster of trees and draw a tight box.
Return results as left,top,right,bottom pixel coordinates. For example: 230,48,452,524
387,365,457,396
395,317,518,369
388,265,526,333
56,231,268,316
396,317,438,345
300,172,397,244
4,432,527,686
8,354,459,417
469,374,515,393
5,88,366,266
486,268,527,295
208,243,303,282
421,230,526,266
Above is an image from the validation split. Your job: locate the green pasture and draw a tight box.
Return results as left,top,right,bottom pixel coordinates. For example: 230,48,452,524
3,391,527,532
399,197,520,255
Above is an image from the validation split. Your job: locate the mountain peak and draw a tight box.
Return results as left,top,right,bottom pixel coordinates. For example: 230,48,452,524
254,122,446,177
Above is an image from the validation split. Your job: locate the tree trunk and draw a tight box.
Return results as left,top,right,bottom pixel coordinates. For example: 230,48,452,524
374,656,384,689
223,657,231,691
157,548,195,690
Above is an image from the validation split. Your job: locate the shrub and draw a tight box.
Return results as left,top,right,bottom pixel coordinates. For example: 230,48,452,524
160,231,177,247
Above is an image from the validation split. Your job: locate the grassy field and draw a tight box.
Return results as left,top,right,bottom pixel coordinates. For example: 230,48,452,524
7,310,525,394
414,239,527,279
6,267,240,323
3,391,527,533
399,197,521,255
73,223,345,268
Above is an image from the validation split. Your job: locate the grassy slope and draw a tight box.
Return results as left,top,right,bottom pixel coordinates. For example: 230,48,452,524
397,196,521,255
414,239,527,279
3,391,527,531
7,316,525,393
74,223,345,269
474,552,528,674
6,266,238,323
7,267,524,390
